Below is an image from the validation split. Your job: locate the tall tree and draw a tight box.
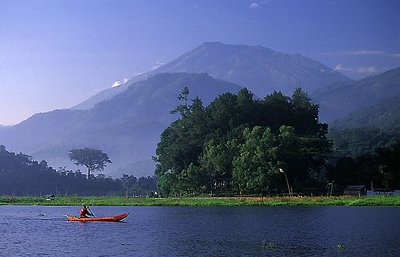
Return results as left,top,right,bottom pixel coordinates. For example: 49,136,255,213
259,91,292,131
291,88,320,134
171,86,191,117
68,148,111,179
232,126,278,194
206,92,238,135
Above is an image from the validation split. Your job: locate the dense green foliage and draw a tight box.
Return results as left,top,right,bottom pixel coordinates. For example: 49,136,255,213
327,141,400,189
0,145,157,196
329,127,400,157
154,88,332,196
326,88,400,190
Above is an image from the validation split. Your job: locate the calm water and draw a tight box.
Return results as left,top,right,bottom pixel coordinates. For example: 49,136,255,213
0,206,399,256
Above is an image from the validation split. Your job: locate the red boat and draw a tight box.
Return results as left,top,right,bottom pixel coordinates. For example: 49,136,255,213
67,213,129,222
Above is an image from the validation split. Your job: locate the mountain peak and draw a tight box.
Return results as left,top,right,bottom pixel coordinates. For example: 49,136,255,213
199,41,225,47
153,42,350,96
194,42,274,54
74,42,351,110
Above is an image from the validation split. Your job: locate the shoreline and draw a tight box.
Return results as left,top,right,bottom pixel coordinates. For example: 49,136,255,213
1,195,400,206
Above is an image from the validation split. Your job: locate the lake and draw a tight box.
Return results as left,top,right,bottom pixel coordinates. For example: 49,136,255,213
0,206,399,256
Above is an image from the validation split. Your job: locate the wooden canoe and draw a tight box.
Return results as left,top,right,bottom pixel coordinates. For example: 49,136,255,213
67,213,129,222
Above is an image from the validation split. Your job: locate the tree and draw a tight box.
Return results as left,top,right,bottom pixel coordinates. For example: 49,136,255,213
276,125,332,190
327,157,359,185
155,92,209,194
68,148,111,179
259,91,292,131
236,87,255,125
376,142,400,189
170,86,191,117
206,92,239,135
178,163,207,195
200,137,240,193
232,126,278,194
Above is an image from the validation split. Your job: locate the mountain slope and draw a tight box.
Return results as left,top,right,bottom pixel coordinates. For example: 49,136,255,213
0,73,242,177
74,42,351,110
71,85,128,110
312,67,400,122
332,92,400,129
153,42,350,96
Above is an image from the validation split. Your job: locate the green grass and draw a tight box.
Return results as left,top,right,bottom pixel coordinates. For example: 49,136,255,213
1,195,400,206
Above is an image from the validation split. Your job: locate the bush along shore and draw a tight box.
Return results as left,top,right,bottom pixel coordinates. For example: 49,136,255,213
0,195,400,206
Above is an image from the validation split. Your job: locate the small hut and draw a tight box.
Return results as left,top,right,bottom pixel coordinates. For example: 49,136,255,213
344,185,367,197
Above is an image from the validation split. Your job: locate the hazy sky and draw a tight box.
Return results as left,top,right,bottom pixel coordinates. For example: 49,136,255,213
1,0,399,125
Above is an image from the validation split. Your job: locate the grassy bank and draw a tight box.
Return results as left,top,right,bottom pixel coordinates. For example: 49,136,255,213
1,195,400,206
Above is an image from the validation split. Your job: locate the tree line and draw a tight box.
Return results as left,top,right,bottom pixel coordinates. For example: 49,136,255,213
154,87,333,196
0,145,157,196
2,87,399,197
327,140,400,190
329,127,400,158
326,127,400,190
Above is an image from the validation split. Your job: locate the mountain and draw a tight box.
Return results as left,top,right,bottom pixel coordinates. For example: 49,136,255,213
331,92,400,129
312,67,400,122
0,42,355,177
0,73,242,177
71,84,128,110
74,42,351,110
152,42,351,95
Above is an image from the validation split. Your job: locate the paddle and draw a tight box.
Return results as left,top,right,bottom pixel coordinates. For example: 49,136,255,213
88,206,96,217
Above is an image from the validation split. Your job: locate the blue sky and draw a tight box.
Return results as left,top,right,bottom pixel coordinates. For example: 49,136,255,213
0,0,399,125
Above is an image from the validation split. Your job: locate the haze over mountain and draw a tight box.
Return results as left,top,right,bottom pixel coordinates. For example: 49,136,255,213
74,42,351,110
0,73,242,177
331,92,400,130
312,67,400,122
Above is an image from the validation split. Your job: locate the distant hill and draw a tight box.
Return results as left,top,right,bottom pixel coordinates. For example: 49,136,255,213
312,67,400,122
74,42,350,110
332,92,400,129
0,73,242,177
71,84,128,110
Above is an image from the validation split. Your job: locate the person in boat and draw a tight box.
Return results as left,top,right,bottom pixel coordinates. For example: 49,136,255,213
80,205,94,218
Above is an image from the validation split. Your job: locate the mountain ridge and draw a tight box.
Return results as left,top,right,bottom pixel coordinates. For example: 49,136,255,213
331,91,400,129
312,67,400,122
73,42,351,110
2,67,399,177
0,73,242,177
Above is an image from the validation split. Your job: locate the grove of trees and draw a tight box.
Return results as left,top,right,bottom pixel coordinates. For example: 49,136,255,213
329,127,400,158
154,87,333,196
327,141,400,190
